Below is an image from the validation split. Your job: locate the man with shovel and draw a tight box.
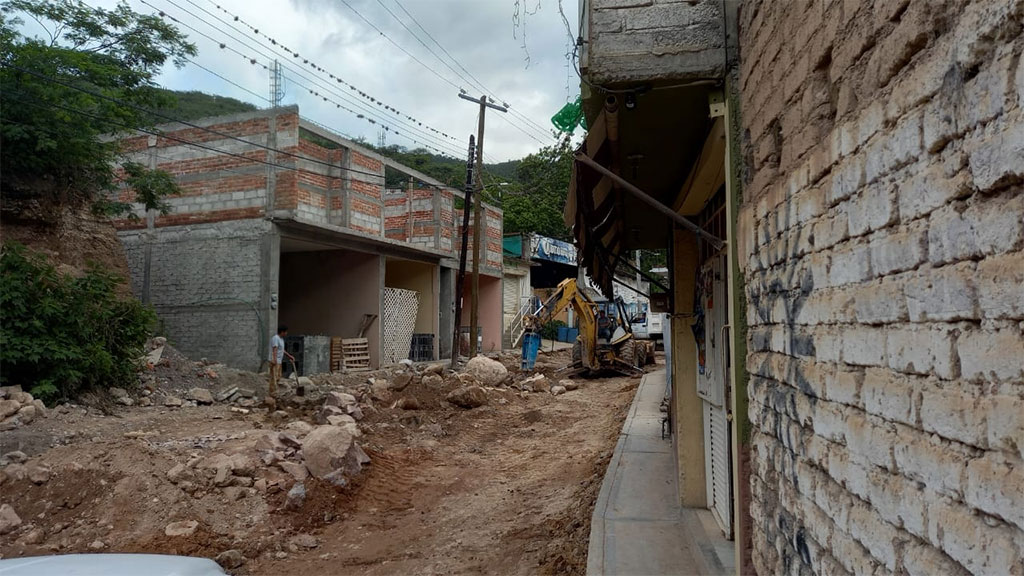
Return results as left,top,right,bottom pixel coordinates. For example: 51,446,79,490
268,324,295,407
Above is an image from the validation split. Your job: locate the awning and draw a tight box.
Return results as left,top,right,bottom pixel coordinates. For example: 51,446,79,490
566,108,726,300
565,110,623,299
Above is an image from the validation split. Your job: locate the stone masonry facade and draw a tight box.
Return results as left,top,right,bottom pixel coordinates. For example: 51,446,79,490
583,0,725,84
737,1,1024,575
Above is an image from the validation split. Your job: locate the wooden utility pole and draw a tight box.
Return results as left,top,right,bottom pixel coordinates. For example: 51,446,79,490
458,93,507,357
452,135,476,368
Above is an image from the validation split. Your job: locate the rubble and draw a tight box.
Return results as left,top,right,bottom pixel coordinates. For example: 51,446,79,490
164,396,183,407
560,379,579,391
285,421,314,437
26,463,50,485
521,374,550,393
289,533,319,549
187,387,214,405
164,520,199,537
216,549,246,569
1,400,21,419
421,374,443,387
463,356,508,386
390,372,414,391
550,386,567,396
2,451,27,464
446,386,488,409
0,504,21,535
278,461,309,481
396,397,422,410
285,482,306,510
423,363,445,375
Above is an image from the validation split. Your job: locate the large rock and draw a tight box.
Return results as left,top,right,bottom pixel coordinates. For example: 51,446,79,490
550,385,567,396
423,363,445,375
0,400,21,419
187,388,214,405
301,425,366,479
421,374,443,388
446,386,488,409
463,356,508,386
560,379,579,391
0,504,21,535
16,405,37,424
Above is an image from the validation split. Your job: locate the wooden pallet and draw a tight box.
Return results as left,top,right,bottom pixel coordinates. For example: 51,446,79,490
331,337,370,372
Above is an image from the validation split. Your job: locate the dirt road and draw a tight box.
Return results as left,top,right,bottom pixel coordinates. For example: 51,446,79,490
0,352,643,575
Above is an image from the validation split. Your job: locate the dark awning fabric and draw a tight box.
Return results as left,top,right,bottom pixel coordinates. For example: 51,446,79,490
565,110,623,300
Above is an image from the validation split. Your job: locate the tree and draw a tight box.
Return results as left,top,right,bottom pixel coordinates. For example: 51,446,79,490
0,0,196,212
501,136,574,239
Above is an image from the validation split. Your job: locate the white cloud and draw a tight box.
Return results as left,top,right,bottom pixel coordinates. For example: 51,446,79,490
130,0,578,160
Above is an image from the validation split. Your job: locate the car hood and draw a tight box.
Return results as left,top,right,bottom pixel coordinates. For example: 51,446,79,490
0,554,225,576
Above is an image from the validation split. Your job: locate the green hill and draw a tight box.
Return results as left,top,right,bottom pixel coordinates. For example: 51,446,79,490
152,89,259,121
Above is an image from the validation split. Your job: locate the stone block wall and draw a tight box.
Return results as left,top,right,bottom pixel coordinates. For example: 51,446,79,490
737,1,1024,575
120,219,272,371
583,0,725,85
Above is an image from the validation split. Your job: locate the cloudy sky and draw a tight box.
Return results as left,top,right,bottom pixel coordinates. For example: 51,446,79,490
90,0,579,161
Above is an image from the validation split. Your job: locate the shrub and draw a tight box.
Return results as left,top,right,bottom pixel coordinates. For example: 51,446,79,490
0,243,156,403
539,320,567,341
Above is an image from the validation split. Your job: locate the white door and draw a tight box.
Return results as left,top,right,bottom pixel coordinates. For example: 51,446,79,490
697,254,732,539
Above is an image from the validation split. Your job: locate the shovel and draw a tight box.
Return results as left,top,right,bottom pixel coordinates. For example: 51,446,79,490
286,357,303,396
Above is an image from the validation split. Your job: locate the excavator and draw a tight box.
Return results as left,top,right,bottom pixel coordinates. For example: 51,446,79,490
524,278,654,375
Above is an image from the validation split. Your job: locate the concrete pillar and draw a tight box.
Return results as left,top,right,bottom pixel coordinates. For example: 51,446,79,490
671,227,707,508
262,227,281,372
439,266,454,359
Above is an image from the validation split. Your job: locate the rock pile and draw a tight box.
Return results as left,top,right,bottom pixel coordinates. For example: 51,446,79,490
0,385,48,430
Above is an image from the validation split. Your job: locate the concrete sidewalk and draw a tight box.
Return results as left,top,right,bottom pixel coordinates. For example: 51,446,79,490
587,370,735,576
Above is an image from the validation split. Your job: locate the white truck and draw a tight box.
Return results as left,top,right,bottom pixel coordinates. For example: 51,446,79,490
630,310,665,346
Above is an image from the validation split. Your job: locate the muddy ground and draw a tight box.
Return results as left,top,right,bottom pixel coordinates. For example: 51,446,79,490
0,349,648,575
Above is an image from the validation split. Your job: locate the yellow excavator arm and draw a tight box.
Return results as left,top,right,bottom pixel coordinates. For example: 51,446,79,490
525,278,599,369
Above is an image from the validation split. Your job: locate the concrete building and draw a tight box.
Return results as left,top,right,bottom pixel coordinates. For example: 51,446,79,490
572,0,1023,574
114,106,503,371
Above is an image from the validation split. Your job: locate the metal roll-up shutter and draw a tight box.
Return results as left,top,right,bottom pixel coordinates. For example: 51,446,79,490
708,402,733,539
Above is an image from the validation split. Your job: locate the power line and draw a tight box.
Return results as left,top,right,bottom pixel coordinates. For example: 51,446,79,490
139,0,465,158
379,0,553,141
198,0,461,143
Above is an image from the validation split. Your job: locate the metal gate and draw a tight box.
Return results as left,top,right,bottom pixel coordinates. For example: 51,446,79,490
697,253,733,539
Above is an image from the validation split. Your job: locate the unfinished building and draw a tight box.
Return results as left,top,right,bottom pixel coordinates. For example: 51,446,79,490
114,106,503,372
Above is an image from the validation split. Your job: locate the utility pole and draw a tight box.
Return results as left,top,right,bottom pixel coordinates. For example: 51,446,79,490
452,135,476,368
458,93,508,357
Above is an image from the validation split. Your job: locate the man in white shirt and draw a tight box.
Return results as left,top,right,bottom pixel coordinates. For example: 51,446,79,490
269,324,294,404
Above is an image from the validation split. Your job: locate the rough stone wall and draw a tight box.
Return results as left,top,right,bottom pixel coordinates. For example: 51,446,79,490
120,219,272,371
737,1,1024,575
584,0,725,85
